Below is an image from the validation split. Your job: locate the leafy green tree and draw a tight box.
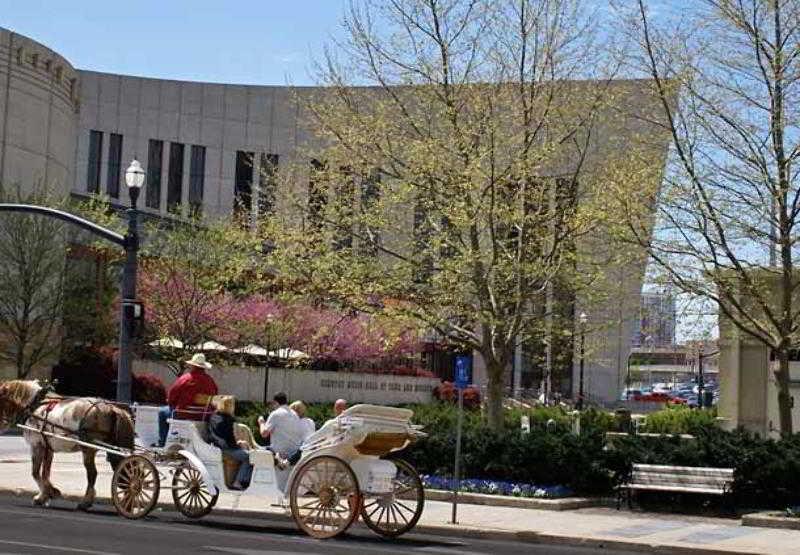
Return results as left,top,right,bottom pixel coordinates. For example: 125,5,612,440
607,0,800,433
264,0,663,428
0,184,69,378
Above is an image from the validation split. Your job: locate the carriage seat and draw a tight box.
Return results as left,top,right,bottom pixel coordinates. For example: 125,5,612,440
172,393,215,421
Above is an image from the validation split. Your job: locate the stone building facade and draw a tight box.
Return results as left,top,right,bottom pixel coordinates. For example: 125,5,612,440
0,26,669,404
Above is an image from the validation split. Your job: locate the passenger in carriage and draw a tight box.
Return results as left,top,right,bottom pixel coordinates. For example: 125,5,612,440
208,396,253,490
157,353,219,446
290,400,315,439
258,392,305,466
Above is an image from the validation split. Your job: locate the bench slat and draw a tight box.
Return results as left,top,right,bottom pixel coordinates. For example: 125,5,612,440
632,472,730,485
627,484,727,495
633,464,733,477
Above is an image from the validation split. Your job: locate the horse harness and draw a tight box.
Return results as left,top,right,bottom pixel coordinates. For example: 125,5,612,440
14,389,117,450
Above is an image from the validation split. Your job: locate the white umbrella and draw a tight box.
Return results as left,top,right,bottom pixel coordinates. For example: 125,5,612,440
148,337,184,349
232,344,269,356
194,340,229,352
269,347,310,360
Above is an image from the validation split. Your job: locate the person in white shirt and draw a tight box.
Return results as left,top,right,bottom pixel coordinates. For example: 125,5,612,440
290,400,316,440
257,392,305,459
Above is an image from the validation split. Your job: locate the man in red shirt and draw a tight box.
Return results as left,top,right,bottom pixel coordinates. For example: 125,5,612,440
167,353,219,409
158,353,219,446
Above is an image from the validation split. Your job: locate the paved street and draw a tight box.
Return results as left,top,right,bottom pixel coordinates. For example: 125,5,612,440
0,494,638,555
2,435,799,554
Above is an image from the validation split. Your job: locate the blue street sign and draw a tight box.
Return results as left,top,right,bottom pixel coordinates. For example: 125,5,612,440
454,355,471,389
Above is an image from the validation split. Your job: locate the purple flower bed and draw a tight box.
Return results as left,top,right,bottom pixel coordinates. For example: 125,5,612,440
421,474,573,499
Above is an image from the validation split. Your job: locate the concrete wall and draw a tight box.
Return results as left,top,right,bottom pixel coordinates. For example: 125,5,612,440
133,359,438,405
718,272,800,437
0,28,78,194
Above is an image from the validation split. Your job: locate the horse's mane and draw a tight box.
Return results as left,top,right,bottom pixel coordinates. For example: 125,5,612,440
0,380,42,408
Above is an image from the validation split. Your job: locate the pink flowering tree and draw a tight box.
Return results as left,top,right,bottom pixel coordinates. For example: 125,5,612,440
282,303,424,372
226,295,293,360
139,264,240,375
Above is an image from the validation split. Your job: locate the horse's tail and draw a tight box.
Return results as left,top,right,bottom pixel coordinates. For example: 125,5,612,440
107,407,134,470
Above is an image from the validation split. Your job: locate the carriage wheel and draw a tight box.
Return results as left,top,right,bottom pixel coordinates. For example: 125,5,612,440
361,459,425,538
172,462,218,519
289,455,362,539
112,455,160,520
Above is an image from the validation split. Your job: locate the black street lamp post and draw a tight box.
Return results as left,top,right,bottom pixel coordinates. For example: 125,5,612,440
577,312,588,410
117,159,145,403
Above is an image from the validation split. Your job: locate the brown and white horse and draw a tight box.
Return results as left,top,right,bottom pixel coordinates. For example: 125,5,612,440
0,380,134,509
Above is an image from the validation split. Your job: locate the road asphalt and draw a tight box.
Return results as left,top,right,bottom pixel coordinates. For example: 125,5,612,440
0,494,642,555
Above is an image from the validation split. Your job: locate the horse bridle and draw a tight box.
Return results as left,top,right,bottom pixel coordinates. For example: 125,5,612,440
0,386,51,429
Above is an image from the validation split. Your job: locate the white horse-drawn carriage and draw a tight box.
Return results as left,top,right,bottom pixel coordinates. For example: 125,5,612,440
113,399,426,539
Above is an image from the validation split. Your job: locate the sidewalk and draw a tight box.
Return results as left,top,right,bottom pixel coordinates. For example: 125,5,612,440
0,449,797,555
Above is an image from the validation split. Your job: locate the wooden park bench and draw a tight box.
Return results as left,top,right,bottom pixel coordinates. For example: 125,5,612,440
617,463,734,510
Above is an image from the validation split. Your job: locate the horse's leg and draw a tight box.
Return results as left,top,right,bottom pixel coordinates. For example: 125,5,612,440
30,443,47,506
77,448,97,510
41,447,60,500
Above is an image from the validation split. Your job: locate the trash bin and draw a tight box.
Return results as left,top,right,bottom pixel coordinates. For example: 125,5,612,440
703,390,713,408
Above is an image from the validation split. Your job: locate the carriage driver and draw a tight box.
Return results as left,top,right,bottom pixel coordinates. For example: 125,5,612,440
157,353,219,446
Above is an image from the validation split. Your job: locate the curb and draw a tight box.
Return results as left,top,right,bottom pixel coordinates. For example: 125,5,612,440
742,512,800,531
424,489,598,510
0,485,764,555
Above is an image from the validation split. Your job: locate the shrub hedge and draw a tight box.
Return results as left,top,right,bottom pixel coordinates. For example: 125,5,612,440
234,400,800,508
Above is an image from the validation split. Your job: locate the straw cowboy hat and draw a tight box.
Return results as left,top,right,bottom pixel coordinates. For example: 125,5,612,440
184,353,213,370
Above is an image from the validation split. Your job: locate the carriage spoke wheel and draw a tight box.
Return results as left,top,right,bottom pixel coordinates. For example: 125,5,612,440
361,459,424,538
112,455,160,520
289,455,362,539
172,462,218,519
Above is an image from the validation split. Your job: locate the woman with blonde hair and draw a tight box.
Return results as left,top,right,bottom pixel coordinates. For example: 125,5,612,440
208,396,252,490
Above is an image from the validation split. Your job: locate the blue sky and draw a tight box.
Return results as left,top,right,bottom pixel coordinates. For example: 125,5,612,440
0,0,347,85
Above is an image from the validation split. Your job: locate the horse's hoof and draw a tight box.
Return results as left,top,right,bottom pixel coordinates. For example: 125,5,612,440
76,503,91,512
32,496,45,507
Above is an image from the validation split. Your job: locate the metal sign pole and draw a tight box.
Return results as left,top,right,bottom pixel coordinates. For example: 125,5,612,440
451,385,464,524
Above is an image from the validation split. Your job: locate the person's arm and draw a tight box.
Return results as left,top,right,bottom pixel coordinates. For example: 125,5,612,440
166,377,181,407
167,375,190,408
259,412,275,439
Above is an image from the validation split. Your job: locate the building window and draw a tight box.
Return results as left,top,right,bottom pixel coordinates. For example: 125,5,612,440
146,139,163,210
87,130,103,194
234,150,254,218
257,153,278,217
189,145,206,217
308,159,326,231
106,133,122,198
167,142,185,214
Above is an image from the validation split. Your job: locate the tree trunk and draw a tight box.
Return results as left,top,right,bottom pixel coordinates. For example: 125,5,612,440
775,349,794,435
15,332,27,379
485,357,506,431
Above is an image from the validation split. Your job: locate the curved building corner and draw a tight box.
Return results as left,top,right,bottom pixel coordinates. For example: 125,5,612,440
0,27,79,196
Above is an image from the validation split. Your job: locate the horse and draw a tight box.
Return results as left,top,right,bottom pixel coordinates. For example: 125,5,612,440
0,380,134,509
